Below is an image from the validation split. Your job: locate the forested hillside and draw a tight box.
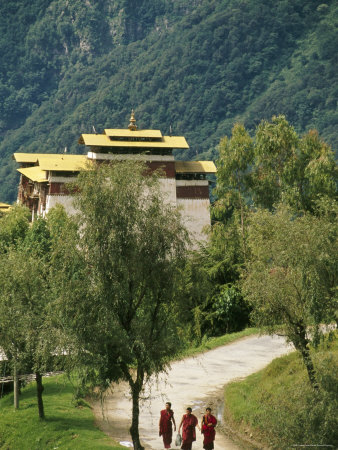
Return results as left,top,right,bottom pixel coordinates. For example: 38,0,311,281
0,0,337,202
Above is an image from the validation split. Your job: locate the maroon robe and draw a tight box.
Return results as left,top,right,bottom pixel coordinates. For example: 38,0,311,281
181,413,198,450
159,409,174,449
201,414,217,450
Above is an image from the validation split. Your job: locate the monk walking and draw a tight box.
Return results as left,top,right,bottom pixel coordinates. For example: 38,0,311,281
201,407,217,450
159,402,176,449
178,407,200,450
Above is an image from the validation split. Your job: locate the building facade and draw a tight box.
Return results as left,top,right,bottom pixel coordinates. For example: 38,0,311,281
14,112,216,241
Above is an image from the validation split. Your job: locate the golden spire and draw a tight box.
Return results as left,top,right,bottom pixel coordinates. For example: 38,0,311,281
128,109,137,131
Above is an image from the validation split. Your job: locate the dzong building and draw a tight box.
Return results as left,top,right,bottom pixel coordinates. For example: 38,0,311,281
14,111,216,242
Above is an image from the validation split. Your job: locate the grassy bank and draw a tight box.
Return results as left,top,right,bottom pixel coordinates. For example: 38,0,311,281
0,375,123,450
178,327,259,360
0,329,258,449
224,335,338,449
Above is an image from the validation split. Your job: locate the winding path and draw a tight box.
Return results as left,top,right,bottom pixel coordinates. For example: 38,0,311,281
93,334,292,449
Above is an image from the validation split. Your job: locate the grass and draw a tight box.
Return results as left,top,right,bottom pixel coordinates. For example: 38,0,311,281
0,328,259,449
224,334,338,449
0,374,124,450
178,327,259,359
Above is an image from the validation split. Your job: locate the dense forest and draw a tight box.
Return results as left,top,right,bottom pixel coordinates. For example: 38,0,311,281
0,0,337,202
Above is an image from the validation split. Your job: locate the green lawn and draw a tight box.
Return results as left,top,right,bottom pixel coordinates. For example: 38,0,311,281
224,334,338,449
0,375,123,450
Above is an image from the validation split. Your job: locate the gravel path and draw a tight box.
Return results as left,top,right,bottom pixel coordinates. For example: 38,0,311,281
93,334,292,449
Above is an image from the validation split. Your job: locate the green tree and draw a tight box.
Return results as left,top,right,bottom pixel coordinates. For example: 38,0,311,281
242,202,337,388
216,123,253,259
0,217,53,418
204,118,336,338
53,161,188,449
216,116,337,214
187,124,255,338
252,117,337,211
0,204,30,254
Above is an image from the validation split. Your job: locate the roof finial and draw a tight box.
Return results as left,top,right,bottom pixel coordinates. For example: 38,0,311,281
128,109,137,131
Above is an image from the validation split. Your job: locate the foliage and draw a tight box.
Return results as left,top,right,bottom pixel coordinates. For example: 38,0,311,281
0,211,64,418
181,225,251,342
0,205,30,253
224,336,338,448
0,0,337,202
0,374,123,449
217,116,337,213
252,117,337,211
52,161,189,449
206,285,250,335
242,202,338,386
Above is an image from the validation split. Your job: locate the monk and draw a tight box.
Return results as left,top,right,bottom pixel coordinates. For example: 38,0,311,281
159,402,176,449
178,407,200,450
201,407,217,450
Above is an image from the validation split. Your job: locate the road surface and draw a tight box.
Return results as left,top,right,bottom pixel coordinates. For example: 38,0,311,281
93,334,292,449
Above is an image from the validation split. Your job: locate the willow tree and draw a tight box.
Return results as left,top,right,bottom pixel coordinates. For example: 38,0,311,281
243,202,337,388
0,213,53,418
54,161,189,449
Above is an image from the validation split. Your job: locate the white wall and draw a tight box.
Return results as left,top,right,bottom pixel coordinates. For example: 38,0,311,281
159,178,177,205
45,195,76,216
176,198,211,244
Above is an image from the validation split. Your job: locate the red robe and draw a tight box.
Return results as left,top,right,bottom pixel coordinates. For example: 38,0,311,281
159,409,174,449
202,414,217,450
181,413,198,450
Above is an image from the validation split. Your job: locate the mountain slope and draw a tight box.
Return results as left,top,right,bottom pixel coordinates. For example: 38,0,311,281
0,0,337,202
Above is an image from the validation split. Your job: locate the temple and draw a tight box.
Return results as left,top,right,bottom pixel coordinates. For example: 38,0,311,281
14,111,216,241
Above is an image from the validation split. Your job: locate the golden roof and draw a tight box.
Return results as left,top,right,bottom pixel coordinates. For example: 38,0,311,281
18,166,48,182
15,154,89,181
38,155,87,171
14,153,45,163
0,202,11,210
104,129,163,138
79,111,189,149
79,134,189,149
175,161,217,174
14,153,87,164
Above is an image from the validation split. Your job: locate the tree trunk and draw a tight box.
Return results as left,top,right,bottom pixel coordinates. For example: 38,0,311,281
237,188,247,261
129,370,144,450
293,323,318,389
36,372,45,419
13,363,19,409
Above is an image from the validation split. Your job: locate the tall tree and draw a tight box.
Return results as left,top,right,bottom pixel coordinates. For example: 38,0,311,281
53,161,189,449
216,123,253,252
0,216,52,418
242,202,337,388
216,116,337,214
203,117,337,338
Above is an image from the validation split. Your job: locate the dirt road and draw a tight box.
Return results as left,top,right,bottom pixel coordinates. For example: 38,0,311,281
93,334,292,449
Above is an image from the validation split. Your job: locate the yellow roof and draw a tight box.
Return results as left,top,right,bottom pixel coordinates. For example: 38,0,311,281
175,161,217,173
38,155,87,171
18,166,48,182
14,153,45,163
0,202,11,209
104,129,163,139
79,134,189,149
14,153,87,163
